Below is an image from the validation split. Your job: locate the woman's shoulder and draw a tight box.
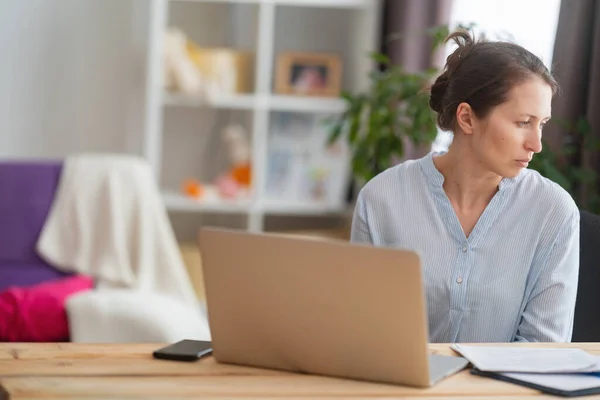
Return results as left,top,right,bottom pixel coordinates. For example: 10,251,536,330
518,168,579,220
358,158,424,200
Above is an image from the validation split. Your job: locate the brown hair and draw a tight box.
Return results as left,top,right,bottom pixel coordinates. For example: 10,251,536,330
429,30,559,131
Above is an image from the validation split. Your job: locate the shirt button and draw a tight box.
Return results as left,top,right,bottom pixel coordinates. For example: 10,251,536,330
462,246,467,252
457,277,463,284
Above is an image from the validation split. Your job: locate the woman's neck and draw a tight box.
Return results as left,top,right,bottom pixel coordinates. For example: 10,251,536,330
433,145,502,212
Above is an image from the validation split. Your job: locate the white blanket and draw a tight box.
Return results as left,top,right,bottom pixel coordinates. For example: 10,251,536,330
37,153,199,310
66,290,211,343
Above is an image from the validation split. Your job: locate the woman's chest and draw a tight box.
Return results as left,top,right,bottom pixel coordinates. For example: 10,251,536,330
370,213,537,307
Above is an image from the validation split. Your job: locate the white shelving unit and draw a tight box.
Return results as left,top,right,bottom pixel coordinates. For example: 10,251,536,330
163,92,347,113
143,0,381,231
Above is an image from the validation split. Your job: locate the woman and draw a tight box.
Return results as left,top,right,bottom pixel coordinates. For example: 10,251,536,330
351,30,580,343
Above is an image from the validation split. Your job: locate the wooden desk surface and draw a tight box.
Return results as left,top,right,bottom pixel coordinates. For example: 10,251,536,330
1,342,600,399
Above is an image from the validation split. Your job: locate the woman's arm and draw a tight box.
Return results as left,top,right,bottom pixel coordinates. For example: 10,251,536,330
350,191,373,245
514,210,580,342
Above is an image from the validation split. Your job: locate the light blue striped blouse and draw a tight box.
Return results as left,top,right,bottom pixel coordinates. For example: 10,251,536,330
351,151,580,343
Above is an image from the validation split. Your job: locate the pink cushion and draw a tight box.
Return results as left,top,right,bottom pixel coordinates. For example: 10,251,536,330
0,275,94,342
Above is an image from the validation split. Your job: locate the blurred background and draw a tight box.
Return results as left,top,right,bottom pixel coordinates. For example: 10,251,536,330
1,0,598,338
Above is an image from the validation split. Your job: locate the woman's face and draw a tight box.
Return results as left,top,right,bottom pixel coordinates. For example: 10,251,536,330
461,76,553,178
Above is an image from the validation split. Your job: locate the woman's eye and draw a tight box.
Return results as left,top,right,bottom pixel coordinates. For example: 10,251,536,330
517,121,530,127
540,122,547,130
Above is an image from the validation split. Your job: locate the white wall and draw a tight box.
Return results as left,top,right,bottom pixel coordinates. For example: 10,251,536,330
448,0,562,67
0,0,149,159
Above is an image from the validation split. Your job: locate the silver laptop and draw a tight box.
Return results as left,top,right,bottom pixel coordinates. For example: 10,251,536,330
198,227,468,388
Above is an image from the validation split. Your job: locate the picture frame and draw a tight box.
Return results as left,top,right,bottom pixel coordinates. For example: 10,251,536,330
275,52,342,97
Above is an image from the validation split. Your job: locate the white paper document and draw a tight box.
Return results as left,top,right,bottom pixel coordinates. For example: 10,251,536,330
451,344,599,373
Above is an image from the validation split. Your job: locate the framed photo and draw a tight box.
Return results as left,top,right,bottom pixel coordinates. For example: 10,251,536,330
275,52,342,97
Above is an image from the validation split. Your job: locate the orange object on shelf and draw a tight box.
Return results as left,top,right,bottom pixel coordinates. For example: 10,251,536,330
182,179,204,198
230,163,251,187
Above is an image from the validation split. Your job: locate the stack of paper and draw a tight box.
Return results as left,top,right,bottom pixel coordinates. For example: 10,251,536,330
451,345,600,396
451,344,600,373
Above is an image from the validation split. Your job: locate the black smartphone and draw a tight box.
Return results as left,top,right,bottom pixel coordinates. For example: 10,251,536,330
152,339,213,362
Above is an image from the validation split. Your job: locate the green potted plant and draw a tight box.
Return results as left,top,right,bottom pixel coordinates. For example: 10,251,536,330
327,25,451,187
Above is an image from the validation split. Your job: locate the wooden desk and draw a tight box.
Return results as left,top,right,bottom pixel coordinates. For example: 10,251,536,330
1,342,599,399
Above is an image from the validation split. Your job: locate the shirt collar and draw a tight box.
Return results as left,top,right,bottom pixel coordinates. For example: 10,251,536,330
420,151,522,191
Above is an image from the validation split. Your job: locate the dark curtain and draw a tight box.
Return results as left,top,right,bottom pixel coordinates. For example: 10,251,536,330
382,0,454,72
546,0,600,211
381,0,454,159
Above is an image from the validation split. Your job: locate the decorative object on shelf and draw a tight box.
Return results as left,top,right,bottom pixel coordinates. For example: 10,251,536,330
182,178,204,198
163,27,204,94
180,124,252,202
181,181,240,204
327,25,451,186
275,52,342,97
308,167,329,201
187,45,255,96
266,112,350,206
163,27,255,97
222,124,252,188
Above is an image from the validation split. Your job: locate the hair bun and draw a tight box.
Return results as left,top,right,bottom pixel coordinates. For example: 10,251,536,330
429,30,476,118
429,72,449,114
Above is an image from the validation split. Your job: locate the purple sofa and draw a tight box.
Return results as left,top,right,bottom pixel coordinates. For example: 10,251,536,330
0,161,72,292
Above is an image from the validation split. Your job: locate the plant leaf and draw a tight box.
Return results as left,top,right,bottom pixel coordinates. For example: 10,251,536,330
370,52,391,66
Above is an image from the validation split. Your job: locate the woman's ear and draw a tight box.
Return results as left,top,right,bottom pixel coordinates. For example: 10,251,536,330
456,102,475,135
